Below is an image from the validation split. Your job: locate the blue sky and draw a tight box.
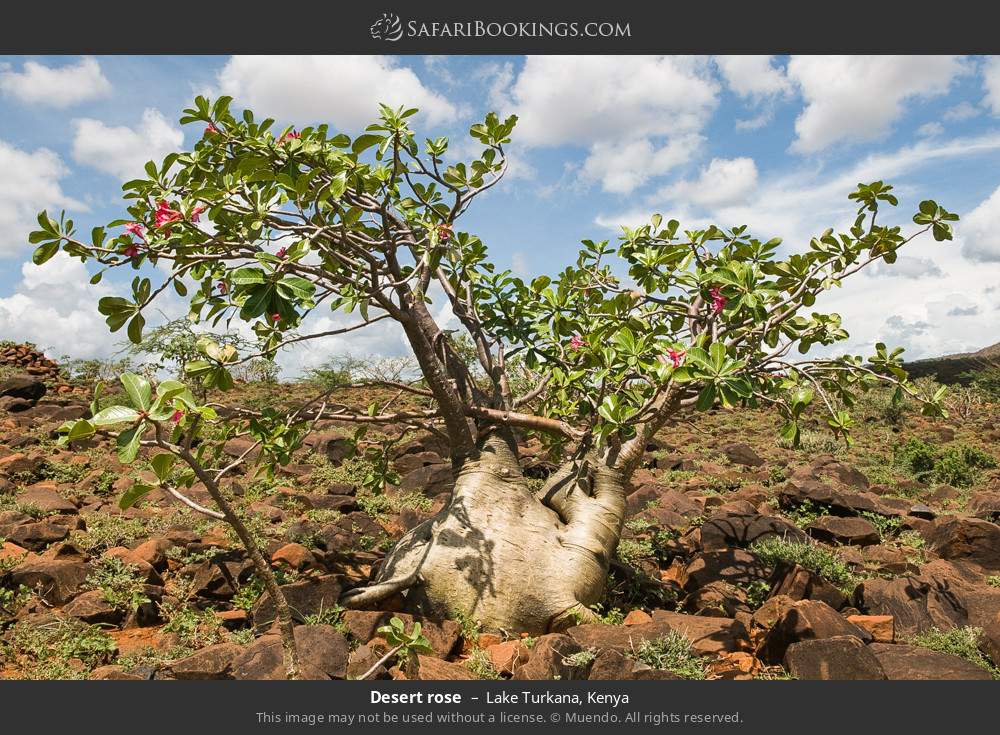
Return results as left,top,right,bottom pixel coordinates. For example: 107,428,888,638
1,55,1000,375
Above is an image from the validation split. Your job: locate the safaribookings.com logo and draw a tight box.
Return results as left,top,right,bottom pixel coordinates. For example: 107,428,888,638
369,13,631,42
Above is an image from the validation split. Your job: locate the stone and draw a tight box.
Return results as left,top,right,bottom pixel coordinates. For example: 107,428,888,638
252,575,342,632
415,655,478,680
130,538,171,571
806,516,881,546
231,625,349,680
567,615,748,658
623,609,652,626
968,492,1000,521
768,562,848,610
512,634,585,680
62,589,122,626
681,581,747,618
7,520,70,550
170,643,242,680
869,642,993,680
0,376,46,402
847,615,894,643
397,464,454,497
783,636,886,680
648,610,750,655
684,549,770,590
16,485,77,514
856,571,969,638
925,516,1000,570
7,558,90,604
587,648,680,680
485,640,531,675
699,512,806,551
90,665,146,680
341,611,461,658
270,542,319,571
759,599,870,663
347,644,389,680
722,443,765,467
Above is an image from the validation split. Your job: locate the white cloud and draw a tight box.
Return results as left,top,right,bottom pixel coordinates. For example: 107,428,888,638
944,100,980,122
787,56,969,153
581,135,702,195
0,57,111,108
961,184,1000,263
493,56,719,194
0,140,85,258
71,109,184,181
215,56,457,130
0,253,116,358
983,57,1000,115
657,157,759,209
917,122,944,138
868,255,944,279
715,56,791,100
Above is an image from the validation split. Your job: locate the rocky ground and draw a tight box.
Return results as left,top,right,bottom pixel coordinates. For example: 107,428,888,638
1,351,1000,681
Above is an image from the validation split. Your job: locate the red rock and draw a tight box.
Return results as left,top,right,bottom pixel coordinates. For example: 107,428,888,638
847,614,894,643
623,609,652,626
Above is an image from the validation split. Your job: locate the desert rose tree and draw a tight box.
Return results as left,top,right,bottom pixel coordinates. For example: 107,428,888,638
33,97,957,638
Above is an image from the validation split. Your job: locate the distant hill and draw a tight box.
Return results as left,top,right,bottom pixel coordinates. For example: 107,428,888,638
903,341,1000,383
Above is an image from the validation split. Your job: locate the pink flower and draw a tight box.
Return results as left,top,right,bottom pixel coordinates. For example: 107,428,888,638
277,130,301,144
217,281,228,295
708,286,727,315
171,410,184,423
569,335,584,351
204,123,219,135
270,313,282,323
438,224,452,242
190,205,206,222
666,348,686,368
124,222,146,241
275,247,288,259
154,200,183,230
123,244,140,258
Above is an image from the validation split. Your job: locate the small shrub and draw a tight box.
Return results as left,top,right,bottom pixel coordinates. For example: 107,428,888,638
465,648,501,679
161,603,225,648
859,510,903,540
564,648,597,668
630,631,706,680
740,580,772,610
616,538,655,566
3,618,116,679
589,603,626,626
84,557,150,613
750,537,861,595
895,438,996,489
987,575,1000,588
786,498,828,528
909,627,999,678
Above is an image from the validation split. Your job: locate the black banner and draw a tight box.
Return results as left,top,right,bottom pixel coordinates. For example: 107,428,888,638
1,0,1000,54
0,680,994,733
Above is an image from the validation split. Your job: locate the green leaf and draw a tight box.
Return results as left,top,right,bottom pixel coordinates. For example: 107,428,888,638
32,241,59,265
66,419,95,441
119,482,155,511
352,134,383,155
150,453,175,481
116,425,144,464
91,405,140,426
121,373,152,411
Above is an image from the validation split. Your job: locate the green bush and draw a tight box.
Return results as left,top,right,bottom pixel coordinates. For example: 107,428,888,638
84,557,150,613
894,437,996,488
909,627,999,679
750,537,860,595
630,631,706,680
